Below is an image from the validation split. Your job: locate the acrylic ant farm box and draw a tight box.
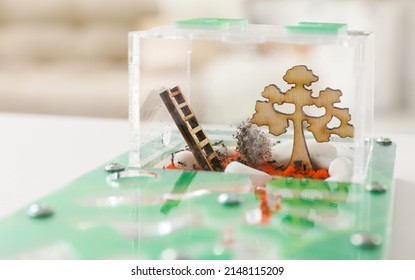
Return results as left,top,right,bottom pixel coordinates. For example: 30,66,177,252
0,19,396,260
127,19,395,259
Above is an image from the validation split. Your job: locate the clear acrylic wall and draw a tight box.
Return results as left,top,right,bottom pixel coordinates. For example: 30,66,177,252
128,19,374,184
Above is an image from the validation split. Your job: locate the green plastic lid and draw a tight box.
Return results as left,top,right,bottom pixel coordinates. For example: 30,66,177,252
175,18,248,30
286,22,348,34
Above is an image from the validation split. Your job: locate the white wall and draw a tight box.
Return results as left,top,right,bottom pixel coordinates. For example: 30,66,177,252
247,0,406,112
404,0,415,110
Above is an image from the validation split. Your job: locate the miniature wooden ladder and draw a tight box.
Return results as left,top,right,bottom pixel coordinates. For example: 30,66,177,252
159,86,224,171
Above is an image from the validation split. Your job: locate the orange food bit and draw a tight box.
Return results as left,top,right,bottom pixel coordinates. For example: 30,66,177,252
255,187,281,224
221,153,239,168
165,150,330,180
165,163,177,169
307,169,316,177
312,169,329,179
283,166,297,176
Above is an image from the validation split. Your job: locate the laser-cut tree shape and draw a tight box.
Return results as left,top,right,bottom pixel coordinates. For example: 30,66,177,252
251,65,354,170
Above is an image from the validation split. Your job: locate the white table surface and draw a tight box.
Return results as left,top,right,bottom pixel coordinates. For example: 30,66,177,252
0,113,129,219
1,112,414,259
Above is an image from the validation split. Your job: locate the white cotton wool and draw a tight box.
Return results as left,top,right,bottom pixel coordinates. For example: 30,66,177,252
213,145,237,158
173,150,200,170
224,161,269,176
307,141,338,170
326,157,353,182
270,141,293,168
271,140,337,170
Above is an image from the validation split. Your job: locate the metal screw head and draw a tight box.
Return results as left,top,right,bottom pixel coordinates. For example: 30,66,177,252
300,178,309,186
366,181,387,193
218,193,242,206
104,162,125,173
27,203,54,218
376,137,392,146
286,177,293,184
350,232,382,249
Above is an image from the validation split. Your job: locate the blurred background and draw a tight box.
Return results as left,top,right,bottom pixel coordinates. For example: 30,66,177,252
1,0,414,127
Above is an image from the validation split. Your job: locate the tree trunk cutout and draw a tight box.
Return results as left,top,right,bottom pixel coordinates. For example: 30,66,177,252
251,65,354,170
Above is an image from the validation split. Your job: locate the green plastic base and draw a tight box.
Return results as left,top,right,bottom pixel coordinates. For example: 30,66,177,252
0,141,396,259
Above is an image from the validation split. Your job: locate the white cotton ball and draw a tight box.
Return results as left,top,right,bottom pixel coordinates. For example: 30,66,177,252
336,146,354,161
307,141,338,170
326,157,353,182
270,141,293,167
227,148,237,157
213,146,237,158
173,151,199,170
224,161,269,176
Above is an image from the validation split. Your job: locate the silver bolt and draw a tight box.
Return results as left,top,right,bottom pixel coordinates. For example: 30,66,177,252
366,181,387,193
376,137,392,146
27,203,54,218
218,193,242,206
105,162,125,173
350,232,382,249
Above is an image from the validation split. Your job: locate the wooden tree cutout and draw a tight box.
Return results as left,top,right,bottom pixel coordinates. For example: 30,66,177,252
251,65,354,170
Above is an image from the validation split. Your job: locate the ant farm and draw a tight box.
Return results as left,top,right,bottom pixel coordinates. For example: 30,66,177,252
0,19,397,260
